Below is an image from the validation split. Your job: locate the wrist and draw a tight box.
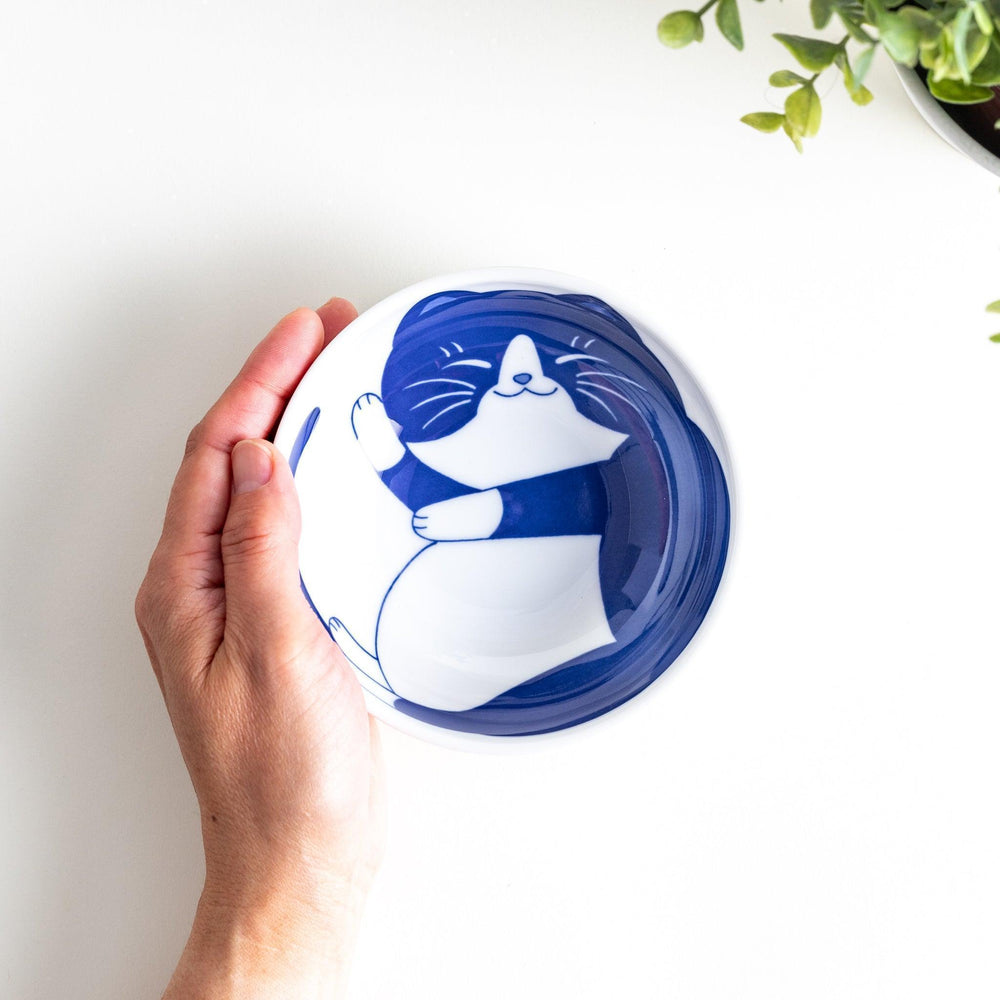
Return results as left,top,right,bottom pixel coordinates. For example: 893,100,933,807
163,880,365,1000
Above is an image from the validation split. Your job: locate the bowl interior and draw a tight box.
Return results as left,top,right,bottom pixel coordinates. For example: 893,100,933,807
275,271,732,747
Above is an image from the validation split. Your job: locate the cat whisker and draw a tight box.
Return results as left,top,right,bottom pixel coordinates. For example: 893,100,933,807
451,342,464,353
404,377,476,390
576,381,646,415
575,371,647,391
444,359,492,369
555,353,610,365
439,346,451,358
575,388,618,422
410,390,475,411
570,335,579,348
421,399,471,430
584,339,595,349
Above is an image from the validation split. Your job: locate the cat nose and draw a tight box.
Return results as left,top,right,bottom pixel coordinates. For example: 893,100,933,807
513,373,532,385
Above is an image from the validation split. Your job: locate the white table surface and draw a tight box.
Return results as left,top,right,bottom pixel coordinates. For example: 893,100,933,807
3,2,999,997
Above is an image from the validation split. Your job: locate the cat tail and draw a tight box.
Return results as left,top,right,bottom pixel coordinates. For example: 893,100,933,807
328,618,393,692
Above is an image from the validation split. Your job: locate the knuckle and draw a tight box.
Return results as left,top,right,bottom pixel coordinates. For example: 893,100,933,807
135,556,205,643
134,577,155,630
134,552,171,629
184,419,207,459
221,511,277,565
134,568,174,634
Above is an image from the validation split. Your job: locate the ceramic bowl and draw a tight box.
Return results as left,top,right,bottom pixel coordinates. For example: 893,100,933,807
274,268,733,749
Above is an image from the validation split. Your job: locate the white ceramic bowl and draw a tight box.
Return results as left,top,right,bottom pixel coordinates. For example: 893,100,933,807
274,268,733,750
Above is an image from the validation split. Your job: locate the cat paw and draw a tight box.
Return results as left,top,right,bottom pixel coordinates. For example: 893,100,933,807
351,393,406,472
412,489,503,541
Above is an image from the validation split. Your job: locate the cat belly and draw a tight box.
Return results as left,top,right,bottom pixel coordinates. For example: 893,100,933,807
376,535,614,712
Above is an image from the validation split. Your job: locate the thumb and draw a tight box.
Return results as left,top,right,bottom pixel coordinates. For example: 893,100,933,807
220,439,319,664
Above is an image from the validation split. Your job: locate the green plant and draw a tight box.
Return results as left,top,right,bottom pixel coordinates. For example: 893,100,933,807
658,0,1000,340
989,300,1000,340
658,0,1000,152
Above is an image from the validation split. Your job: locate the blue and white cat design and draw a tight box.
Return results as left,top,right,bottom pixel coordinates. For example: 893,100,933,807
285,287,731,738
330,332,629,712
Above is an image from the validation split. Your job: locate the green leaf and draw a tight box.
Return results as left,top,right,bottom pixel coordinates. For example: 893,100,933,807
853,46,876,87
658,10,704,48
838,13,876,45
990,333,1000,342
836,47,876,103
986,300,1000,313
770,69,808,87
972,37,1000,83
953,4,975,82
897,7,941,44
782,118,805,153
716,0,744,51
967,29,994,73
928,76,995,103
920,39,952,81
811,0,834,30
740,111,786,133
785,83,823,137
879,12,921,66
774,33,841,72
973,2,995,37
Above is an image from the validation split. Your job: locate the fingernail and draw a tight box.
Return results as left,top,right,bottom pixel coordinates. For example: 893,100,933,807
232,440,273,495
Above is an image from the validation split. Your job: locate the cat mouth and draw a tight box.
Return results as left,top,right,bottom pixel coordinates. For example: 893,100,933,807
491,386,559,399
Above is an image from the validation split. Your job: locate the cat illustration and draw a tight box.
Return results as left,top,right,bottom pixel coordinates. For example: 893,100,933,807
328,330,631,712
282,286,732,736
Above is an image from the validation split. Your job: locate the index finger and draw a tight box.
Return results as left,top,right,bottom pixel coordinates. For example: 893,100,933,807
156,301,356,569
317,295,360,348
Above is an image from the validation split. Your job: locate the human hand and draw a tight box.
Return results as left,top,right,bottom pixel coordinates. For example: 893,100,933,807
135,299,386,999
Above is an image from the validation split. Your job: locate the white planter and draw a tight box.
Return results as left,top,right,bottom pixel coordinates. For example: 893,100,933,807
895,64,1000,178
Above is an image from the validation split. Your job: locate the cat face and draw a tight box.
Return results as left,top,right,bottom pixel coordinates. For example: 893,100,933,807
379,289,674,489
407,334,628,489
